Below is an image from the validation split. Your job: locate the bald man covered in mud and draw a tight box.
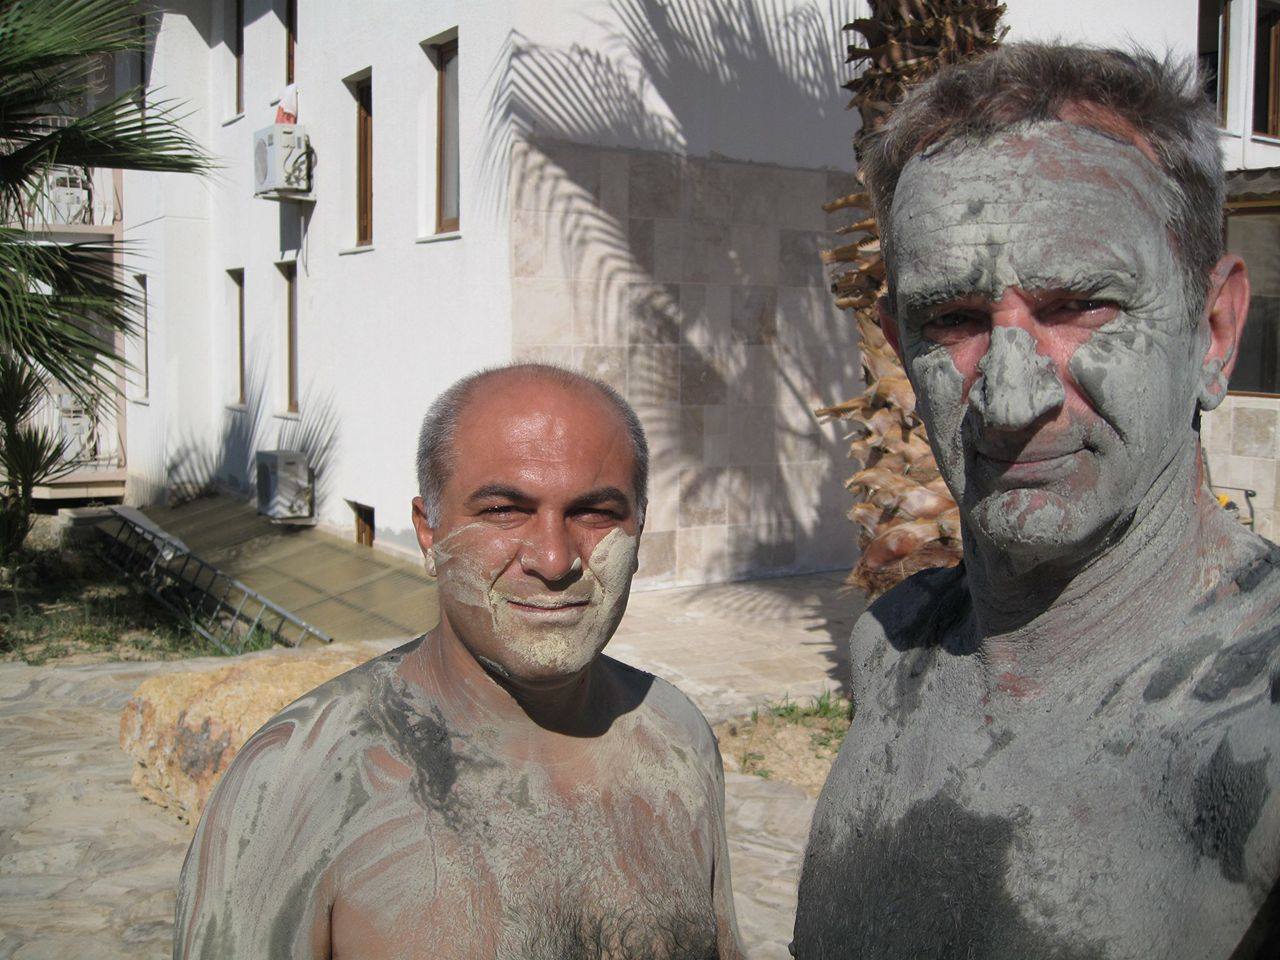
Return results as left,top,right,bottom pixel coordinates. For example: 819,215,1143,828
174,364,743,960
794,45,1280,959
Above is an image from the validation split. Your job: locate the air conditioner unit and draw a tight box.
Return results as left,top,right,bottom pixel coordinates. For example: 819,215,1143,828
253,124,312,199
49,172,91,224
56,393,94,460
256,449,315,522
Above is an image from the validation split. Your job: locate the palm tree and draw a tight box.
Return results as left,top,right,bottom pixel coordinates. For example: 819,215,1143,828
0,0,210,558
818,0,1005,598
0,0,211,399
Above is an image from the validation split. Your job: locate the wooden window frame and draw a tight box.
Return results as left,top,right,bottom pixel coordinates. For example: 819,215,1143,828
355,76,373,246
353,502,375,546
285,0,297,85
1220,0,1233,125
435,40,459,234
1224,202,1280,397
233,0,244,115
135,274,149,400
229,269,246,405
280,262,299,413
1255,3,1280,136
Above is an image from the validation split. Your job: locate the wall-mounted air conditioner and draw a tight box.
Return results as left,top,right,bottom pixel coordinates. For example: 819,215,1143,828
253,124,313,199
256,449,315,523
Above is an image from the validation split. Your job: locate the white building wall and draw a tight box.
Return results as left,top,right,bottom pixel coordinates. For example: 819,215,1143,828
127,0,1280,584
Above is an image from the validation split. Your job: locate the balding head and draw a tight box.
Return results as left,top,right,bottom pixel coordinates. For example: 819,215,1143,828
416,363,649,526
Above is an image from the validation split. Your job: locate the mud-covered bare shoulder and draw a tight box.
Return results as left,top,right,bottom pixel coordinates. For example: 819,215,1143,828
848,563,970,713
601,655,721,769
174,638,423,960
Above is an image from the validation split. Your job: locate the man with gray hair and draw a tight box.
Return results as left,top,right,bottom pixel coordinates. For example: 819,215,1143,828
175,363,744,959
795,44,1279,958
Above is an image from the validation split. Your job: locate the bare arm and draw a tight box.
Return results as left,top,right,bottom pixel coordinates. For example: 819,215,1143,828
173,720,333,960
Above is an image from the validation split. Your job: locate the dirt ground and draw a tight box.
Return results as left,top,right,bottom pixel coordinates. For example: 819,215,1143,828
0,515,226,666
713,692,853,797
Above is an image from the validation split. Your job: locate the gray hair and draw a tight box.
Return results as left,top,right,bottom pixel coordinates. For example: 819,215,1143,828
416,363,649,526
862,43,1225,318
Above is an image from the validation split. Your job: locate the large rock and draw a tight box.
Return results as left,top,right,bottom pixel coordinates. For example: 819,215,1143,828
119,645,386,822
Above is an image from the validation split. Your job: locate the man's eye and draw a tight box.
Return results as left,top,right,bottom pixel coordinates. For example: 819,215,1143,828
482,505,521,516
1061,299,1108,312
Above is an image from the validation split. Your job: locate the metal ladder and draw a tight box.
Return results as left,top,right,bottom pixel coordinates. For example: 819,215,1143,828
96,509,333,654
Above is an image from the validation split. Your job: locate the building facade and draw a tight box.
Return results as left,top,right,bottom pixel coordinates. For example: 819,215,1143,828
106,0,1280,588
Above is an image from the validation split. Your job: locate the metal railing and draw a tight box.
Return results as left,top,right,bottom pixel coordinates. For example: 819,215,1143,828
97,508,333,654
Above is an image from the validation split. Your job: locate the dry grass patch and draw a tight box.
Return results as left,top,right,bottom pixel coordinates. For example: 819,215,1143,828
714,690,853,796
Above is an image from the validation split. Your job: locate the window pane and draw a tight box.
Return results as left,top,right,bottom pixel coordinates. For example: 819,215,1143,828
1227,212,1280,393
440,47,459,227
1254,0,1280,135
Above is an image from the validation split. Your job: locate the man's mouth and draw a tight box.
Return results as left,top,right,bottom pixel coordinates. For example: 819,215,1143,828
972,445,1086,483
500,596,591,612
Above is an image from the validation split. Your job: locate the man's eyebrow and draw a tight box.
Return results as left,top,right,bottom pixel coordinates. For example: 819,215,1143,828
464,484,531,504
569,487,631,511
899,271,1129,312
899,281,993,312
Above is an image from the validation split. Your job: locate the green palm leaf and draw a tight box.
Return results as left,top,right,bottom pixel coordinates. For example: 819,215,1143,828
0,0,211,403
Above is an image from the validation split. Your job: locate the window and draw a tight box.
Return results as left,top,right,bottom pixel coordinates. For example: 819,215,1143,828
434,40,459,233
229,269,245,404
136,14,148,117
352,502,375,546
1226,210,1280,394
279,262,298,412
1255,0,1280,135
354,76,373,245
1199,0,1232,125
135,274,149,400
285,0,297,85
233,0,244,114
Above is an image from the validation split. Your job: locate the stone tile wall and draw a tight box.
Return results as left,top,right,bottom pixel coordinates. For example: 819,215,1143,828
508,137,862,588
1201,394,1280,539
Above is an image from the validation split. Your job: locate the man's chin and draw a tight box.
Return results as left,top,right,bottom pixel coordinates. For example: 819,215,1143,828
966,487,1099,562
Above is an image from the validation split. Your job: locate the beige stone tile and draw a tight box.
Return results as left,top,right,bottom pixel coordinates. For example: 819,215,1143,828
676,525,731,583
512,277,576,345
778,229,826,287
730,223,780,285
637,529,676,580
599,150,629,218
728,164,779,225
680,345,729,404
681,283,731,350
1232,405,1278,457
652,219,685,282
644,494,679,533
728,406,779,466
572,345,627,385
626,281,681,344
682,221,733,283
777,167,828,232
627,344,681,405
629,153,682,219
511,344,573,365
680,468,729,527
730,285,779,345
685,158,732,222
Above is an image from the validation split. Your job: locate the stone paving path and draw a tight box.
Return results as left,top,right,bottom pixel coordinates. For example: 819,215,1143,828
0,573,859,960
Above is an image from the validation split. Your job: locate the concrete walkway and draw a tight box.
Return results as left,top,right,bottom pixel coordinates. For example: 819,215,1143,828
0,573,861,960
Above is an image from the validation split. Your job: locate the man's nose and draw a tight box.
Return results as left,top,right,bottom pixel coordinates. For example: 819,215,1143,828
967,324,1065,430
516,517,581,583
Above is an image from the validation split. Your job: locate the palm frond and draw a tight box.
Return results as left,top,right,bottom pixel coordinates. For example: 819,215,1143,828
0,230,139,398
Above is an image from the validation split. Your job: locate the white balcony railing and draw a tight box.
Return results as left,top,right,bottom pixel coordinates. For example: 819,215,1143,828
23,164,120,231
31,384,123,471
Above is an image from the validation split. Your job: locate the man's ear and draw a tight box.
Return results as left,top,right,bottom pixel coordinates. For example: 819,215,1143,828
1197,254,1249,412
411,497,437,577
877,295,906,365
